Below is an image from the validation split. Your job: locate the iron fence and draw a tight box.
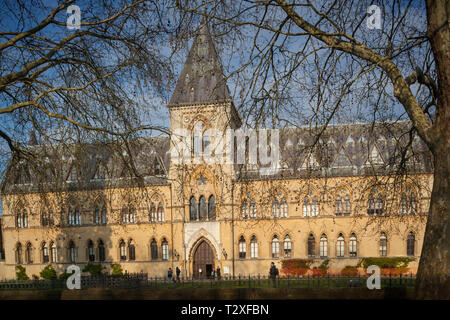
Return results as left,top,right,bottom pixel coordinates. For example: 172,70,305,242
0,273,416,290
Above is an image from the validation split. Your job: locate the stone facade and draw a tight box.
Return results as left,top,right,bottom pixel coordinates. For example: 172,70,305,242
0,23,432,280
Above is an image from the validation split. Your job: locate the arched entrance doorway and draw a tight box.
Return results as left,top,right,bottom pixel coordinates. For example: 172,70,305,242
193,240,215,279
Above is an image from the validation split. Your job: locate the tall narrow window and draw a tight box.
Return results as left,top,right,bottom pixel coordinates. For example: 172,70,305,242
239,236,246,259
193,121,203,156
88,240,95,262
335,196,342,216
336,234,345,257
307,234,315,257
407,232,415,256
151,239,158,260
122,204,135,224
250,236,258,258
150,203,156,222
198,196,207,221
349,233,357,257
319,234,328,258
128,240,136,261
400,193,408,215
50,242,57,263
271,236,279,258
16,243,23,264
284,235,292,258
208,195,216,221
162,238,169,260
157,203,164,222
25,243,33,264
119,240,126,261
312,196,319,216
16,206,28,228
69,241,76,263
303,197,311,217
42,207,54,226
94,200,107,225
280,198,288,218
42,242,49,263
249,199,257,218
272,199,280,218
189,197,198,221
241,200,248,219
343,196,351,216
98,240,105,262
367,194,375,215
68,201,81,226
410,193,417,215
376,194,383,216
379,232,387,257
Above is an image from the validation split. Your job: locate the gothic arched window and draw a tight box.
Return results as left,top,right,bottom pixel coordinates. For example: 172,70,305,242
42,242,49,263
208,195,216,221
336,234,345,257
349,233,357,257
128,239,136,261
87,240,95,262
250,236,258,258
68,201,81,226
150,203,156,222
151,238,158,260
94,199,107,225
271,235,279,258
307,234,315,257
280,198,288,218
284,235,292,258
119,240,126,260
157,203,164,222
98,240,105,262
379,232,387,256
162,238,169,261
239,236,246,259
198,196,207,221
69,241,76,263
50,241,57,263
407,232,415,256
189,197,198,221
319,234,328,258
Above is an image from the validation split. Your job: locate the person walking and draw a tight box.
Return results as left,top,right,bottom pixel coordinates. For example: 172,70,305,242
269,262,279,288
211,269,215,280
176,266,181,282
168,268,173,283
216,267,221,281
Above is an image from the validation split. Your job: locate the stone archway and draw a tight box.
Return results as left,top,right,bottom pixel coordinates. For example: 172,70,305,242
192,240,215,279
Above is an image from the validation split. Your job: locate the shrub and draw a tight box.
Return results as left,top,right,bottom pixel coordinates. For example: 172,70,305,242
340,265,359,276
317,259,330,276
111,263,123,276
59,271,71,281
358,257,415,275
16,265,29,280
82,263,106,276
281,259,313,276
40,265,57,280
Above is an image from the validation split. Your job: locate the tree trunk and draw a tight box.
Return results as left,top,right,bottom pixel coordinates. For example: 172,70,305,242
415,141,450,299
415,0,450,300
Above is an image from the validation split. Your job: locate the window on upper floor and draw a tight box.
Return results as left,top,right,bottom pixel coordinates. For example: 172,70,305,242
239,236,246,259
284,235,292,258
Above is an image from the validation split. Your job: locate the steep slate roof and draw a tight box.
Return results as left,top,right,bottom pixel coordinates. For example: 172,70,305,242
1,136,170,195
237,121,433,180
168,22,232,106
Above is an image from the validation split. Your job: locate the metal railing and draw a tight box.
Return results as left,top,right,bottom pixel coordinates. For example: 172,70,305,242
0,273,416,290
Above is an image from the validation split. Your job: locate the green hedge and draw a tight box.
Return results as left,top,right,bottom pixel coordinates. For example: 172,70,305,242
357,257,415,269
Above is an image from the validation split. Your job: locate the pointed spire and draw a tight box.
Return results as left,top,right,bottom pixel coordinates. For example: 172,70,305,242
169,20,232,106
